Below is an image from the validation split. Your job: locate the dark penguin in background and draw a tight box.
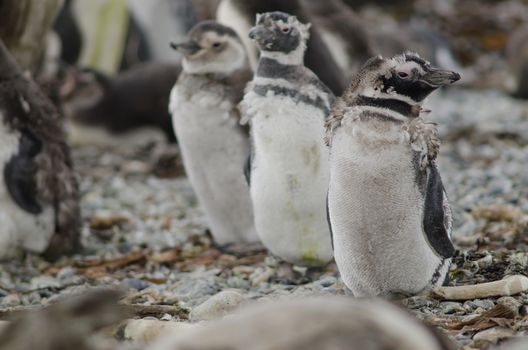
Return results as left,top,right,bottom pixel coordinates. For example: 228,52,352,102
301,0,376,77
302,0,463,81
0,40,80,260
326,53,459,297
507,24,528,99
60,62,181,145
216,0,346,95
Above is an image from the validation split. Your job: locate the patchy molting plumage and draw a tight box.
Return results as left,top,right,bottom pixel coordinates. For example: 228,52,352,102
241,12,334,266
169,21,258,246
326,52,459,296
0,41,80,260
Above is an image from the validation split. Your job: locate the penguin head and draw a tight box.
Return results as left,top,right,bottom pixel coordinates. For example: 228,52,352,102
249,12,311,63
353,52,460,103
170,21,248,75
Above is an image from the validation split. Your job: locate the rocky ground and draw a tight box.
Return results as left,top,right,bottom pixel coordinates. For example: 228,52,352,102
0,88,527,349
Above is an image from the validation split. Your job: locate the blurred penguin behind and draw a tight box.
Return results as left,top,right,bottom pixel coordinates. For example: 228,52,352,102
217,0,346,95
169,21,259,247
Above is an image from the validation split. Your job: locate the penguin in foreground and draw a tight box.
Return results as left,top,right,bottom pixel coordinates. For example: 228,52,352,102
241,12,334,266
149,297,454,350
169,21,259,246
0,40,80,260
326,52,460,297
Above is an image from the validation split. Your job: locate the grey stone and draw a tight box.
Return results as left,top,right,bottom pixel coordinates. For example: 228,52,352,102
189,290,247,322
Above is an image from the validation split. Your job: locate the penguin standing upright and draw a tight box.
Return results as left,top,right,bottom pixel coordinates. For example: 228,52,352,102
507,24,528,99
326,53,460,297
0,40,80,260
169,21,259,246
241,12,334,266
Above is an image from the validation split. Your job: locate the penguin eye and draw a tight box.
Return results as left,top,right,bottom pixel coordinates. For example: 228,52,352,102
397,71,409,79
212,42,222,49
281,27,291,34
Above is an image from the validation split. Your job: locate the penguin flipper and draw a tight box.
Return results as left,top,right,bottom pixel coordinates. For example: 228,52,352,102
423,163,455,258
243,153,251,186
326,193,334,250
4,129,43,214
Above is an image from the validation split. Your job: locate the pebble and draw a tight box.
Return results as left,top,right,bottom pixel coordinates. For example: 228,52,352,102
464,299,495,311
121,319,197,342
56,267,77,280
316,277,337,288
250,267,275,286
440,301,466,314
190,290,247,322
1,293,21,306
473,327,514,344
402,296,438,310
122,278,151,291
30,275,62,289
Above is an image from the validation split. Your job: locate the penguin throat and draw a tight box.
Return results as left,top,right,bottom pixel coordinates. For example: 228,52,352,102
355,95,419,118
259,45,305,66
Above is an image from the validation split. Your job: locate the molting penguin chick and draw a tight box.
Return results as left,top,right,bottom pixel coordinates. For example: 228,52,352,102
326,52,460,297
169,21,259,246
0,41,80,260
241,12,334,266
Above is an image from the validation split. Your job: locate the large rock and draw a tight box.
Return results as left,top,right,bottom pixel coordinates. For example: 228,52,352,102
189,290,247,322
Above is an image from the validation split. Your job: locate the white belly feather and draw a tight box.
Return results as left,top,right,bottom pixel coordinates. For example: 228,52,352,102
170,87,258,245
328,123,445,296
247,93,333,266
0,116,55,259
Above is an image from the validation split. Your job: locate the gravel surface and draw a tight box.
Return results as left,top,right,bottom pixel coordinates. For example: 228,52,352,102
0,88,527,349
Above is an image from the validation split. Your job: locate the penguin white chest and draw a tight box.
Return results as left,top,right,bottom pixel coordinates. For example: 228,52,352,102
169,87,257,245
247,93,333,266
328,124,446,296
0,116,55,258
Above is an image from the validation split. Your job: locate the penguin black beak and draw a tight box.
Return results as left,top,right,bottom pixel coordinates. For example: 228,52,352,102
248,27,260,40
170,40,202,56
249,26,272,42
420,69,461,87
